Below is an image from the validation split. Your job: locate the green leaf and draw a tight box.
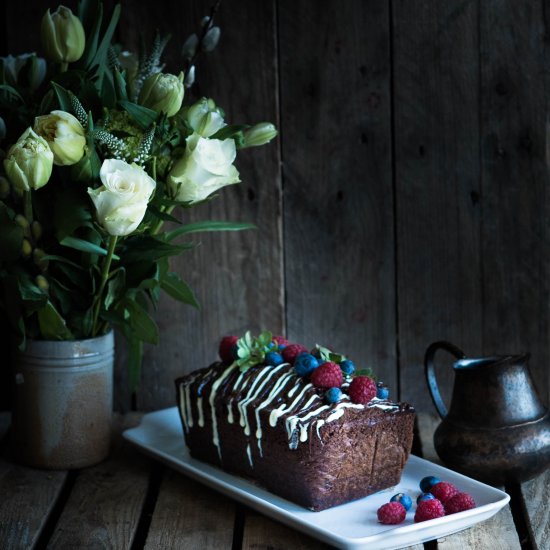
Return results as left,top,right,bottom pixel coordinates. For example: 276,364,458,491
0,84,24,103
120,236,189,263
78,0,103,68
161,272,199,308
147,204,181,224
54,187,93,239
90,4,121,72
119,100,158,129
210,124,248,141
165,221,255,241
60,236,120,259
37,301,74,340
355,368,377,380
105,268,125,310
113,69,128,101
51,81,73,112
120,297,159,345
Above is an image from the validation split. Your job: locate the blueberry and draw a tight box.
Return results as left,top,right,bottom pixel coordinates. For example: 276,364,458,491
325,387,342,403
340,359,356,376
417,492,435,504
265,351,284,366
390,493,412,511
419,475,440,493
376,386,389,400
294,353,320,377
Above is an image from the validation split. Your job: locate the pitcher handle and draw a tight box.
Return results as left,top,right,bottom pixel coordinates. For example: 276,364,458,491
424,341,466,419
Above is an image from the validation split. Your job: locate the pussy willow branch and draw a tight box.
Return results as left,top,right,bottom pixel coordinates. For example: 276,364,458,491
183,0,223,74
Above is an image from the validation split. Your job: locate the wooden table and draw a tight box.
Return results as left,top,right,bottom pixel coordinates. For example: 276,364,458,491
0,412,547,549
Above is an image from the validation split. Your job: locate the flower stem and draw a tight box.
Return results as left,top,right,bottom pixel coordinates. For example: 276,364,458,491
60,61,68,72
151,204,176,235
24,191,33,224
91,235,118,336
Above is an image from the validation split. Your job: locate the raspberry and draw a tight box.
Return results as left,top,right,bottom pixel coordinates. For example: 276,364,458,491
273,335,290,348
282,344,308,364
219,335,238,363
311,362,343,389
430,481,459,504
377,502,406,524
414,498,445,522
348,376,377,404
445,492,476,514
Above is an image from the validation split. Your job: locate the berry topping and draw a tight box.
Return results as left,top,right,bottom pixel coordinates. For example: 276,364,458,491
219,335,238,363
376,385,389,400
311,361,343,389
377,502,407,525
348,376,377,404
272,335,290,348
417,492,435,504
339,359,356,376
430,481,459,504
325,387,342,404
414,498,445,523
390,493,412,511
282,344,309,364
265,351,284,367
445,492,476,514
419,475,440,493
294,353,320,377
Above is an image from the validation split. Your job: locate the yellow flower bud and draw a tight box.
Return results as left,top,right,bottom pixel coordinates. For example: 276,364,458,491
138,72,184,117
15,214,31,237
33,248,49,270
243,123,278,147
21,238,32,257
35,275,49,291
31,220,43,241
41,6,85,64
4,128,53,192
34,111,86,166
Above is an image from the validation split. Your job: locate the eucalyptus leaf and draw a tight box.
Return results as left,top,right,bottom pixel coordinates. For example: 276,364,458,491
51,81,73,112
120,236,189,263
121,298,159,345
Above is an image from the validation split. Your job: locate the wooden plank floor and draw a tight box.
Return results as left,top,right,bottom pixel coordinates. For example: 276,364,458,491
0,412,546,549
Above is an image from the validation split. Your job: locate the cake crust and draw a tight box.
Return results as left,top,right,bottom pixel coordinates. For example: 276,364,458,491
176,361,415,511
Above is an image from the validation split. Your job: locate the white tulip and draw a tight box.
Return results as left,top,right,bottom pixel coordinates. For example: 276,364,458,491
34,110,86,166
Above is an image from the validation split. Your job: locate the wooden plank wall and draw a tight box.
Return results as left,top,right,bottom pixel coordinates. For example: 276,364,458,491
1,0,549,415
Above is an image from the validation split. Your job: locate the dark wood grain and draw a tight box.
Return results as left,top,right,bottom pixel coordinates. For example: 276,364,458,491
479,0,550,405
0,419,67,550
278,0,396,390
393,0,482,412
144,470,235,549
45,413,149,549
117,0,283,411
521,469,550,549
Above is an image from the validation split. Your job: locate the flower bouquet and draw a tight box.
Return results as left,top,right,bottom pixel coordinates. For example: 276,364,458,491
0,2,277,387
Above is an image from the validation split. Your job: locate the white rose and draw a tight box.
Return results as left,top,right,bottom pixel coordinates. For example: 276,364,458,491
34,110,86,166
167,133,240,203
88,159,156,236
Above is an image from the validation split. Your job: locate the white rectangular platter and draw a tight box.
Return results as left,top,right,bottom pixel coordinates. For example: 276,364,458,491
123,407,510,550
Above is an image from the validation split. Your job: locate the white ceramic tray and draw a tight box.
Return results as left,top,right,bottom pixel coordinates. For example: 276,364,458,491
123,407,510,550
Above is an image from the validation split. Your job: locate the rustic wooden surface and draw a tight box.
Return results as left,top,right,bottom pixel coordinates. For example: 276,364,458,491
2,1,550,414
1,411,545,550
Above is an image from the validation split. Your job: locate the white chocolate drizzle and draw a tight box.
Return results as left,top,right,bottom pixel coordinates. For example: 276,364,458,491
179,362,405,460
209,364,237,460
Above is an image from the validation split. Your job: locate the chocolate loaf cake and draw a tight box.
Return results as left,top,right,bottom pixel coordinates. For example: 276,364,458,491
175,332,415,511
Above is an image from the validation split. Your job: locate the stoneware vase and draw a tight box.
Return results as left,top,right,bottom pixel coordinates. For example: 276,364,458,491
11,331,114,469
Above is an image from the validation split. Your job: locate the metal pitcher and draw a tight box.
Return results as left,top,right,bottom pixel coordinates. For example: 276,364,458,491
424,341,550,484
